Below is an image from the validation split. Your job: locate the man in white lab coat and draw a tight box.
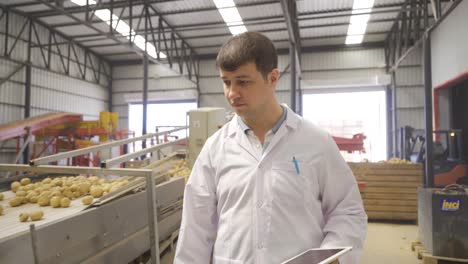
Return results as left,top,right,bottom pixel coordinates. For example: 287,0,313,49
174,32,367,264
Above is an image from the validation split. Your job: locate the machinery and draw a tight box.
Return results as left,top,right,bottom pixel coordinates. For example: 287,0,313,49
0,127,189,264
418,186,468,259
187,107,226,168
332,133,366,153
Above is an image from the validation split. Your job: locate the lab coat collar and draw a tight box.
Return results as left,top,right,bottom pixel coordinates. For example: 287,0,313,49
226,104,300,138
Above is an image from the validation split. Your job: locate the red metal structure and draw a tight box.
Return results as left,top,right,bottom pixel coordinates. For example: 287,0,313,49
332,133,366,153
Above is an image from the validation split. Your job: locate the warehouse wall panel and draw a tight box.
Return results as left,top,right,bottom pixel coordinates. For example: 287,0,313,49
112,65,198,129
392,44,424,157
431,0,468,87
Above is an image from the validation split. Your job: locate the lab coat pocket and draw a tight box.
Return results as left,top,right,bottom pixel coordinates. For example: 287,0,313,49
271,161,305,206
213,256,243,264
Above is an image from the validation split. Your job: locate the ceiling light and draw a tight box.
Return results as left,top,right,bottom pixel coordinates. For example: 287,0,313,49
213,0,236,8
218,7,243,24
352,0,375,10
345,34,364,45
70,0,96,6
229,25,247,35
349,13,370,24
347,23,367,36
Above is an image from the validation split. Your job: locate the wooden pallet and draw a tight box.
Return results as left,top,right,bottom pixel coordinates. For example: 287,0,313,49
411,241,468,264
349,162,423,221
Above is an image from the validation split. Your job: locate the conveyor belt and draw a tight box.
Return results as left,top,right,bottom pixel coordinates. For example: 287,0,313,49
0,112,83,141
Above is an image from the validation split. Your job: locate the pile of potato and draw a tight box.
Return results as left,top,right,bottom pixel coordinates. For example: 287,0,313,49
379,158,413,164
7,175,130,209
168,159,191,181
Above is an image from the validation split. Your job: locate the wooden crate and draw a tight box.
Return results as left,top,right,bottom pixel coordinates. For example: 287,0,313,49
411,241,468,264
348,162,423,221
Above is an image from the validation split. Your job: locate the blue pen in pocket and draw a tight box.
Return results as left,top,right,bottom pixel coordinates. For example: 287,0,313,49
292,156,300,174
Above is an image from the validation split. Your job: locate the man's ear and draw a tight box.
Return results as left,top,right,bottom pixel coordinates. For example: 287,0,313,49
269,68,279,86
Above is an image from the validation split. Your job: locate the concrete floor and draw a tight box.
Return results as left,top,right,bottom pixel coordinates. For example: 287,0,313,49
161,222,420,264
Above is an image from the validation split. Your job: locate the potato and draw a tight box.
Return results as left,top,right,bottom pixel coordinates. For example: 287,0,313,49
21,197,28,204
20,178,31,186
42,178,52,184
0,193,4,201
37,196,50,206
63,190,74,199
29,196,39,203
51,191,62,197
19,213,29,222
72,191,81,198
0,205,3,215
30,211,44,221
78,183,91,194
60,197,71,208
90,186,103,198
16,190,27,197
82,196,93,205
11,181,21,192
52,179,62,187
50,196,61,208
9,197,22,207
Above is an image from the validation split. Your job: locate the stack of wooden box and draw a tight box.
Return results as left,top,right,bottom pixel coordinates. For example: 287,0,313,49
348,162,423,221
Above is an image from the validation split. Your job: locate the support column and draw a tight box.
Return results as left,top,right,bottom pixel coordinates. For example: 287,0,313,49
423,33,434,188
142,55,149,150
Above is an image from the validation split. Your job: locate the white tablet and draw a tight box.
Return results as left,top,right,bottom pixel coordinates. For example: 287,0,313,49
281,247,352,264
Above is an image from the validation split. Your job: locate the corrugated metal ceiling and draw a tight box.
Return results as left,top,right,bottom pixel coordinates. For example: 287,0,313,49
1,0,408,60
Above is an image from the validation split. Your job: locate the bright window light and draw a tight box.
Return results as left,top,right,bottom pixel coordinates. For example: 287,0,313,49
345,34,364,45
71,0,165,60
213,0,236,8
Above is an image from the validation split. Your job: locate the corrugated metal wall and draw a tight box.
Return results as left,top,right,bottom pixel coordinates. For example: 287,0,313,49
0,11,110,164
392,44,424,157
198,47,387,111
112,64,198,130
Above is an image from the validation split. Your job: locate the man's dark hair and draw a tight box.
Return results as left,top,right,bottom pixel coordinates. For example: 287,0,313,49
216,32,278,79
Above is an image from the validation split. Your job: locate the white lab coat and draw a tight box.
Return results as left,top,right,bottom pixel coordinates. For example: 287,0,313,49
174,106,367,264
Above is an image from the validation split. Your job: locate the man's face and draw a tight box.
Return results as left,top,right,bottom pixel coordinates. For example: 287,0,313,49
220,62,278,119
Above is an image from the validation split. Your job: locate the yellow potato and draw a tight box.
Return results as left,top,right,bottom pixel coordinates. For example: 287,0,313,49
42,178,52,184
0,205,3,215
50,196,61,208
0,193,4,201
37,196,50,206
90,186,103,198
63,190,74,199
81,195,93,205
9,197,22,207
11,181,21,192
16,190,27,197
29,196,39,203
78,182,91,194
20,178,31,186
60,197,71,208
73,191,81,198
19,213,29,222
70,184,78,192
30,211,44,221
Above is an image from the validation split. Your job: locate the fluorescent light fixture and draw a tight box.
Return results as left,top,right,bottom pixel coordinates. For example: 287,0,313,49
352,0,375,10
345,34,364,45
349,13,370,24
213,0,236,8
345,0,375,45
70,0,166,60
229,25,247,35
218,7,243,24
347,23,367,35
213,0,247,35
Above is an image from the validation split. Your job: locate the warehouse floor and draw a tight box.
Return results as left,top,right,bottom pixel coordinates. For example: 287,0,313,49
160,221,420,263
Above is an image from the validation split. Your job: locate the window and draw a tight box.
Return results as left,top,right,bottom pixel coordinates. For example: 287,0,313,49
129,101,197,150
302,91,387,162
